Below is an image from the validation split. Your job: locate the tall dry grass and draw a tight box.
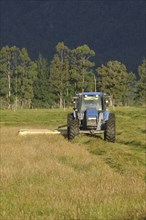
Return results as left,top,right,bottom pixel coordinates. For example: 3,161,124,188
0,126,145,219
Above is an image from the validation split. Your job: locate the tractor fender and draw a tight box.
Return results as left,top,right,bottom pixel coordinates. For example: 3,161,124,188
73,109,78,119
103,110,110,122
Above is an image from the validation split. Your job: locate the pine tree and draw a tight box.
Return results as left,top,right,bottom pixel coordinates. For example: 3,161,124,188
70,44,95,93
0,46,20,108
33,54,54,108
49,42,70,108
136,59,146,105
0,46,37,109
97,60,136,105
16,48,37,108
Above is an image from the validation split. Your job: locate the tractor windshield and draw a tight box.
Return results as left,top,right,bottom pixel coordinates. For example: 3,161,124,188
80,96,102,112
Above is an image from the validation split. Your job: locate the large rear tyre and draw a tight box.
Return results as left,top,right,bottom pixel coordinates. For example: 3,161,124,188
104,113,116,142
67,113,74,125
67,113,74,139
67,114,79,140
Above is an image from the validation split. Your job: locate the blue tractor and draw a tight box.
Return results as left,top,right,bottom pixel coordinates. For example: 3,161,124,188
67,92,116,142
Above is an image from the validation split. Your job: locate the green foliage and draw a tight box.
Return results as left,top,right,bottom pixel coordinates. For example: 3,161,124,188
0,46,37,109
32,54,53,108
0,46,20,105
136,59,146,105
97,60,136,105
70,44,95,93
16,48,37,107
49,42,70,108
0,43,144,109
49,43,96,108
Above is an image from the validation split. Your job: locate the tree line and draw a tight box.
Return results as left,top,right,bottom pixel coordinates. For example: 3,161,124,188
0,43,145,109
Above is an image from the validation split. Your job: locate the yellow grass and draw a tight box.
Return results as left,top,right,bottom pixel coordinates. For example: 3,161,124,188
0,126,146,220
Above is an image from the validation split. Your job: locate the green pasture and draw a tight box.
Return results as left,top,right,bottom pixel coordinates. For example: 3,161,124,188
0,108,70,127
0,107,145,146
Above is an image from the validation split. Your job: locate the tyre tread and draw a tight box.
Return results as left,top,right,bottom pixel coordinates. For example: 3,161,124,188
104,113,116,142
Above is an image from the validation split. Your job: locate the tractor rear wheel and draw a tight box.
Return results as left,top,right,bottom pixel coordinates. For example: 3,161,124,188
67,113,79,140
104,113,116,142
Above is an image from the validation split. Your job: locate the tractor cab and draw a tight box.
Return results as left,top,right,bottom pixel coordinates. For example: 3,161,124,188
77,92,103,112
74,92,108,130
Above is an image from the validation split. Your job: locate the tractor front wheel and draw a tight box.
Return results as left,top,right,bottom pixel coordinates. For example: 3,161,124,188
104,113,116,142
67,114,79,140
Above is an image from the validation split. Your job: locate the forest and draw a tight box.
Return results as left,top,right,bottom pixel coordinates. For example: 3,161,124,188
0,42,145,109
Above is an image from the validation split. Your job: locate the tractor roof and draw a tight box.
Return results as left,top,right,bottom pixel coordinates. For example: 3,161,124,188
78,92,105,96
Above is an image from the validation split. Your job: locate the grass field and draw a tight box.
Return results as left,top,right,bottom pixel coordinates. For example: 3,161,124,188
0,107,146,220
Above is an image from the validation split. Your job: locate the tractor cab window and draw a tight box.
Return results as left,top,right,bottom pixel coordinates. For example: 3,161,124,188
81,95,102,112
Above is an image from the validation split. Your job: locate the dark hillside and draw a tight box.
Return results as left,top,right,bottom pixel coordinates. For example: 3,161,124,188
1,0,145,73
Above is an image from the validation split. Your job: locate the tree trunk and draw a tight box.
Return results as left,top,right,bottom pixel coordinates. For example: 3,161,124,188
82,69,85,92
7,59,11,109
63,99,65,110
59,92,63,108
94,75,96,92
8,73,11,97
109,95,113,106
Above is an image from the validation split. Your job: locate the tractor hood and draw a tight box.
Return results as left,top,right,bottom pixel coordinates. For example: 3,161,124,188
85,108,98,128
86,108,98,118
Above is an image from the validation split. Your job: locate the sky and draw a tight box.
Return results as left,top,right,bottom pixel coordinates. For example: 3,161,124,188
0,0,146,74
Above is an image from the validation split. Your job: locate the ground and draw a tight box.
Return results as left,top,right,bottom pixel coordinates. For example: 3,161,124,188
0,107,146,219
